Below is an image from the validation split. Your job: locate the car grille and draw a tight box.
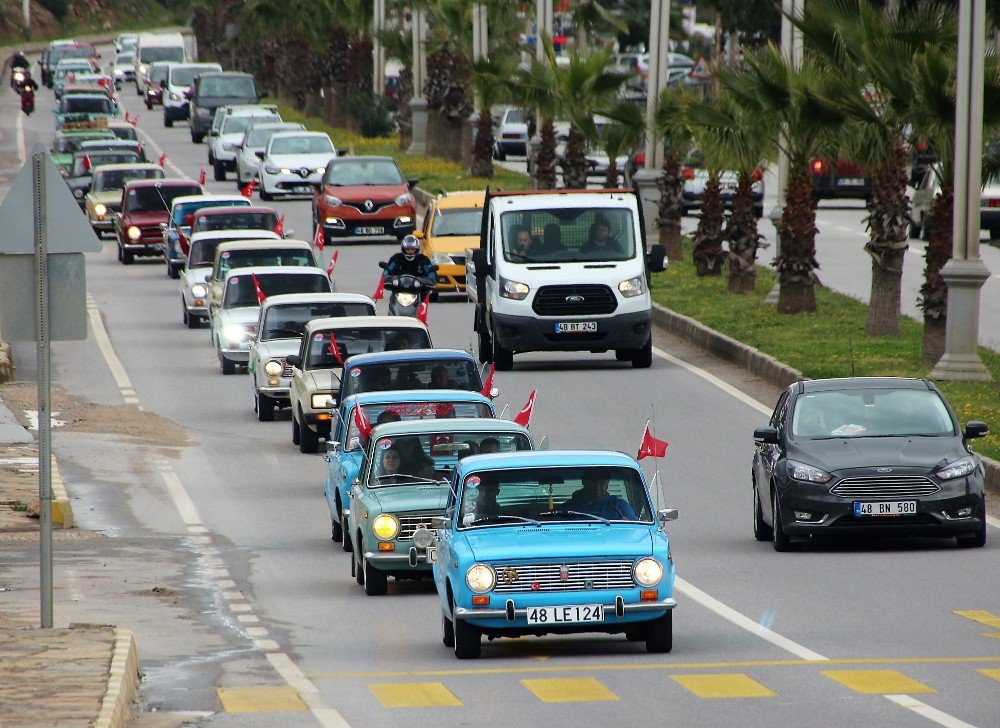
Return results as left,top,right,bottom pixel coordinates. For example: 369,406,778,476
396,513,441,540
532,284,617,316
491,560,635,594
343,199,393,214
281,362,293,378
830,475,940,500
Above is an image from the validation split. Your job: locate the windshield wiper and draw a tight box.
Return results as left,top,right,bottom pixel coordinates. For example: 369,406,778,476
469,514,540,526
375,474,441,485
537,510,610,526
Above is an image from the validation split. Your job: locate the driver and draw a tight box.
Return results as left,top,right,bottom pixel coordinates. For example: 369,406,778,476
561,470,637,520
383,234,437,283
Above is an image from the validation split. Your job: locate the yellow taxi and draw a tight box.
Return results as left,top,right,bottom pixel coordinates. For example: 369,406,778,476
418,190,485,297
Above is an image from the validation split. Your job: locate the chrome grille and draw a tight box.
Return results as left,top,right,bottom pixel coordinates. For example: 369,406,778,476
397,513,441,540
830,475,940,499
281,362,293,377
491,560,635,594
532,284,617,316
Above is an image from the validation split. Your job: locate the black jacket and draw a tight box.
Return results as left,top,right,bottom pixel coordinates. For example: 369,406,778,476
384,252,436,282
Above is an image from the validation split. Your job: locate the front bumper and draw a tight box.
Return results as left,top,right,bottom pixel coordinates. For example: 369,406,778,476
261,170,321,194
302,410,333,434
498,138,527,155
455,596,676,630
320,204,416,240
185,297,210,318
163,101,190,120
434,263,466,291
90,217,116,232
492,309,651,353
364,546,433,571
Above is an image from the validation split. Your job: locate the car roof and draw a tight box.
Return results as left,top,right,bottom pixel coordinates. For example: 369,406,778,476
171,194,247,207
269,131,330,140
92,163,161,173
434,191,486,209
214,238,310,252
457,450,641,474
197,205,277,216
260,292,374,311
343,348,476,367
330,155,397,164
223,265,327,282
126,178,199,189
303,315,425,335
189,229,280,242
798,377,931,392
345,389,493,407
371,418,525,438
488,189,638,211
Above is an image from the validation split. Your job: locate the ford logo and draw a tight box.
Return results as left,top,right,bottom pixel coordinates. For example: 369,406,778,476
877,467,893,473
565,295,585,303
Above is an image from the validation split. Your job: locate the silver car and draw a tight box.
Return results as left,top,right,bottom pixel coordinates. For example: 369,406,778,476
209,105,280,180
258,132,338,201
910,162,1000,240
235,122,305,187
110,53,135,87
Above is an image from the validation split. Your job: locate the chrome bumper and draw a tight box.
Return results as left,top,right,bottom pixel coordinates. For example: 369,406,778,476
455,597,677,622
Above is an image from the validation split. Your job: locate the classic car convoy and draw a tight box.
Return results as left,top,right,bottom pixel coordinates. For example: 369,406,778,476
32,36,992,667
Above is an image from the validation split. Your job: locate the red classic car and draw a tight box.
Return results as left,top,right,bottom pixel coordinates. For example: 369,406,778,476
116,179,202,264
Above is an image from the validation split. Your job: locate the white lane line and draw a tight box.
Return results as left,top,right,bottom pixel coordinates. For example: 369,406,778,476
157,467,201,526
674,577,828,661
652,346,772,416
132,125,187,179
884,695,980,728
986,514,1000,530
87,295,142,410
267,653,351,728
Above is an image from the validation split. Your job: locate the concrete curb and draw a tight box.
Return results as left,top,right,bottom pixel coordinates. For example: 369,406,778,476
982,456,1000,501
93,628,140,728
51,454,73,528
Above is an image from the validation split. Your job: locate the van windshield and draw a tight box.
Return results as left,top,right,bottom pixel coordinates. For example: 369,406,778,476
170,65,215,87
140,47,184,64
500,207,636,263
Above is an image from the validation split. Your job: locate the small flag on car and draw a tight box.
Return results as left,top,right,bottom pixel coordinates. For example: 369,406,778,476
251,272,267,304
240,180,255,199
326,250,339,279
198,168,206,186
416,294,430,324
479,362,495,398
637,422,668,460
327,331,344,366
313,225,324,251
372,275,385,301
158,152,167,167
513,390,536,427
274,214,285,236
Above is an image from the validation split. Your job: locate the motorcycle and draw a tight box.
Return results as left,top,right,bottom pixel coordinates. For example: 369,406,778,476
20,86,34,116
378,262,438,318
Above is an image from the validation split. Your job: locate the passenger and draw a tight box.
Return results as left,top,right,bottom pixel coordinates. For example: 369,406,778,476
365,367,391,391
429,365,453,389
561,470,637,520
580,216,622,254
395,436,435,478
479,437,500,454
540,222,563,254
375,410,402,425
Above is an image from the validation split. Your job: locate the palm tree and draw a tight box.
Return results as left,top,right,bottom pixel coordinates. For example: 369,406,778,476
507,56,560,189
653,86,696,262
566,0,628,51
424,0,475,162
375,24,413,149
469,56,515,178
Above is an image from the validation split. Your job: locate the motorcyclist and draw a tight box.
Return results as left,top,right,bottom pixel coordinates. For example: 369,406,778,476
383,235,437,285
20,76,38,115
10,51,29,70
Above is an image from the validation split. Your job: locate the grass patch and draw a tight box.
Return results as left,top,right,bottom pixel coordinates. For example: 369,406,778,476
274,102,531,195
650,245,1000,460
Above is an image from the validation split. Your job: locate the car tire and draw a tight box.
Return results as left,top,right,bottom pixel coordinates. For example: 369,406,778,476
631,336,653,369
615,349,631,361
259,187,273,202
257,394,275,421
164,115,173,128
957,498,987,548
207,150,215,165
168,262,180,279
214,161,226,182
145,100,153,110
221,356,236,375
990,228,1000,241
292,413,301,445
363,557,388,596
342,515,353,552
909,217,922,239
299,420,319,453
476,318,492,365
492,324,514,371
429,291,439,302
192,133,204,144
442,610,455,647
645,610,673,653
331,514,343,543
753,479,772,541
452,594,481,659
354,538,365,585
771,490,799,552
753,206,764,219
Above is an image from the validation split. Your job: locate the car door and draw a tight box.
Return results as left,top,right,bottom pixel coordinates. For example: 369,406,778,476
289,332,309,420
756,391,789,523
247,305,266,384
324,403,349,513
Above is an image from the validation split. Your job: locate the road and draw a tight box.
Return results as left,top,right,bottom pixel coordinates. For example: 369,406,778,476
2,53,1000,728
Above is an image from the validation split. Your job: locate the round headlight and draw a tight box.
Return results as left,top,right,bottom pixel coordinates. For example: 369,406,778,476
633,557,663,587
411,527,435,549
190,283,207,299
263,359,283,376
466,564,495,593
94,203,107,217
73,189,83,199
126,225,141,240
372,514,399,541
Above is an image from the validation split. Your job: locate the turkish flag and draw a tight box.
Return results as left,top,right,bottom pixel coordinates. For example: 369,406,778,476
240,180,255,199
274,214,285,236
251,272,267,304
177,228,189,255
313,225,324,251
372,276,385,301
198,168,206,186
326,249,339,279
513,390,536,427
416,294,430,324
353,402,372,442
158,152,167,167
637,423,668,460
82,155,91,172
123,111,131,124
479,362,495,398
129,113,139,126
327,331,344,366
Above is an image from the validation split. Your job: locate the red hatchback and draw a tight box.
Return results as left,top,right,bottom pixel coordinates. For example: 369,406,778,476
116,179,202,264
311,156,416,243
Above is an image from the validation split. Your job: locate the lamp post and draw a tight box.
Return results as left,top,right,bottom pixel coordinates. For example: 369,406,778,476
372,0,386,97
408,6,428,155
536,0,553,60
931,0,992,381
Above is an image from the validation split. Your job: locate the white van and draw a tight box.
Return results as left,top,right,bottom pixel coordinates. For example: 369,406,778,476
466,190,667,370
163,62,222,126
135,32,187,96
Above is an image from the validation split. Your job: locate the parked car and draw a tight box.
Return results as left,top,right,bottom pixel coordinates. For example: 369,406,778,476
419,191,485,296
162,62,222,126
115,179,203,264
161,194,250,278
678,151,765,218
84,163,164,236
212,266,331,375
257,131,338,200
752,377,989,551
248,294,376,420
286,318,433,453
207,105,281,179
432,450,678,658
810,157,872,200
189,72,265,144
492,107,529,160
312,156,418,242
234,122,306,187
349,418,533,596
910,162,1000,240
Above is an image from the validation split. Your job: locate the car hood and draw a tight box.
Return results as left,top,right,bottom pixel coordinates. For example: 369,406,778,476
88,191,122,206
366,486,450,514
183,268,212,285
429,234,478,255
786,436,965,474
304,368,341,394
217,307,259,325
255,339,300,360
122,210,168,225
267,153,335,168
462,524,653,562
322,183,407,202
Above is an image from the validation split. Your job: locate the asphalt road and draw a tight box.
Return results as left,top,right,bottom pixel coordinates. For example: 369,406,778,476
3,54,1000,728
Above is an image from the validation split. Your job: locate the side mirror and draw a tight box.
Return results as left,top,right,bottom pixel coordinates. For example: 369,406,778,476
657,508,678,527
255,150,265,159
285,354,302,368
208,129,219,137
326,440,340,454
431,515,450,530
407,178,419,190
965,420,989,439
337,149,348,157
378,261,388,270
648,244,668,273
753,426,779,445
489,386,499,398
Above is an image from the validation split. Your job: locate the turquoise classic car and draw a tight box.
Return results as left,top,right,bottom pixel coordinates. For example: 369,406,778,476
349,417,533,596
324,390,496,551
53,93,118,130
432,450,678,659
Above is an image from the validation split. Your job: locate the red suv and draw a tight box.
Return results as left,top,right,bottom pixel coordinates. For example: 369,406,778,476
311,156,416,243
116,179,202,264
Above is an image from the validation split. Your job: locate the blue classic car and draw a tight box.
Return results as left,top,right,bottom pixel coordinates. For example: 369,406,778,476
349,417,533,595
432,450,678,659
335,349,490,405
324,390,497,550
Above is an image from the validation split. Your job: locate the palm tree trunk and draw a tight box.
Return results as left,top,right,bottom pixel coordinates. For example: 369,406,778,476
657,150,684,261
692,170,725,276
776,165,819,313
397,66,413,150
471,109,494,178
725,172,761,293
863,147,909,336
920,189,952,364
536,117,558,190
561,127,589,189
604,157,618,189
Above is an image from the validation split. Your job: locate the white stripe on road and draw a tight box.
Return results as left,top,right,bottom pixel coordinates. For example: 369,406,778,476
267,653,351,728
87,295,138,403
156,467,201,527
884,695,980,728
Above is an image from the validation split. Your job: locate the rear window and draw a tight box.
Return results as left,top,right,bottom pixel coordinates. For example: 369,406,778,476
139,46,184,64
193,211,279,233
341,359,482,397
172,199,247,225
246,126,299,146
94,168,163,192
124,184,202,212
108,125,139,142
169,65,216,87
199,76,257,97
222,114,279,135
216,248,315,278
63,97,112,114
261,302,376,341
324,159,403,186
223,273,330,308
72,153,139,176
305,327,431,368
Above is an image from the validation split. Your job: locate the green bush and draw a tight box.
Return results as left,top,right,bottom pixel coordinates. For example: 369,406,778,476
346,93,395,139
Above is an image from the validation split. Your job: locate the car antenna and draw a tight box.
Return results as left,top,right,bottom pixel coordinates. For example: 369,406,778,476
849,338,856,378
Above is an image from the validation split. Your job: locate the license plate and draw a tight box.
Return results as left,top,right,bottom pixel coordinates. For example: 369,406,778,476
356,226,385,235
555,321,597,333
853,500,917,517
837,177,864,186
293,185,313,193
526,604,604,625
426,547,437,563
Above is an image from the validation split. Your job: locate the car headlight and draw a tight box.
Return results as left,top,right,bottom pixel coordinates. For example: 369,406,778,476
93,203,107,217
263,359,283,377
311,393,334,409
314,166,325,173
168,91,180,101
499,275,529,300
372,514,400,541
279,167,291,174
633,557,664,587
937,456,977,480
190,283,207,299
395,292,418,307
618,275,644,297
466,563,495,593
395,192,414,207
431,253,454,265
73,189,83,199
264,165,279,175
223,323,247,342
138,63,147,74
127,225,141,240
324,194,342,207
786,460,833,484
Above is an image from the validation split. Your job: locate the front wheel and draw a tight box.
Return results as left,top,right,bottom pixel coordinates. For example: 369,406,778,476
214,161,226,181
363,558,388,596
292,412,301,445
452,595,481,659
753,479,772,541
221,356,236,375
442,610,455,647
256,393,275,421
631,336,653,368
771,490,799,552
492,325,514,371
645,610,673,653
299,419,319,453
331,514,343,543
957,497,986,548
259,187,273,201
164,116,173,128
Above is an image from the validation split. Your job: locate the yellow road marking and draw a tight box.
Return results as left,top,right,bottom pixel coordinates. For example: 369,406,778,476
521,677,619,703
954,610,1000,629
215,686,307,713
982,633,1000,640
822,670,936,695
307,655,1000,680
978,668,1000,683
369,682,462,708
672,673,776,698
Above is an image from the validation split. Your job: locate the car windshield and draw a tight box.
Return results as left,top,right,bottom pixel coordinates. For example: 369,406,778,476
344,401,494,451
115,54,134,65
108,125,138,142
223,273,329,309
223,114,278,135
199,76,256,97
72,153,139,176
246,125,300,146
149,65,171,84
432,208,480,236
170,65,214,87
501,207,636,263
341,359,482,396
187,240,223,268
216,248,315,278
261,302,375,341
269,136,334,155
193,210,278,233
139,47,184,64
124,184,201,212
504,108,526,124
306,327,431,369
324,159,403,186
93,167,162,192
369,431,531,487
790,388,956,439
172,199,246,225
63,97,112,114
61,47,97,60
458,465,652,528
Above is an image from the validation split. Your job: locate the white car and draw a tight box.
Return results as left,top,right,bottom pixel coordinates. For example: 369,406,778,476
109,53,135,87
910,162,1000,240
179,230,282,329
248,293,376,421
235,122,305,187
208,105,281,181
207,239,318,321
115,33,138,55
258,132,338,201
492,107,529,160
162,62,222,127
212,266,331,375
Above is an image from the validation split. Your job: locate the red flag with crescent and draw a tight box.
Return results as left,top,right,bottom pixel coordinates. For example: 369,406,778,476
241,180,255,199
513,390,536,427
198,168,206,186
479,362,495,398
416,294,430,324
251,272,267,304
158,152,167,167
637,423,668,460
326,249,339,279
327,331,344,366
353,402,372,442
372,276,385,301
313,225,324,251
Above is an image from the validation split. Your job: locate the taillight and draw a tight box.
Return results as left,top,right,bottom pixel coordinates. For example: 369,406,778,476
751,169,763,182
811,159,825,174
681,166,695,180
